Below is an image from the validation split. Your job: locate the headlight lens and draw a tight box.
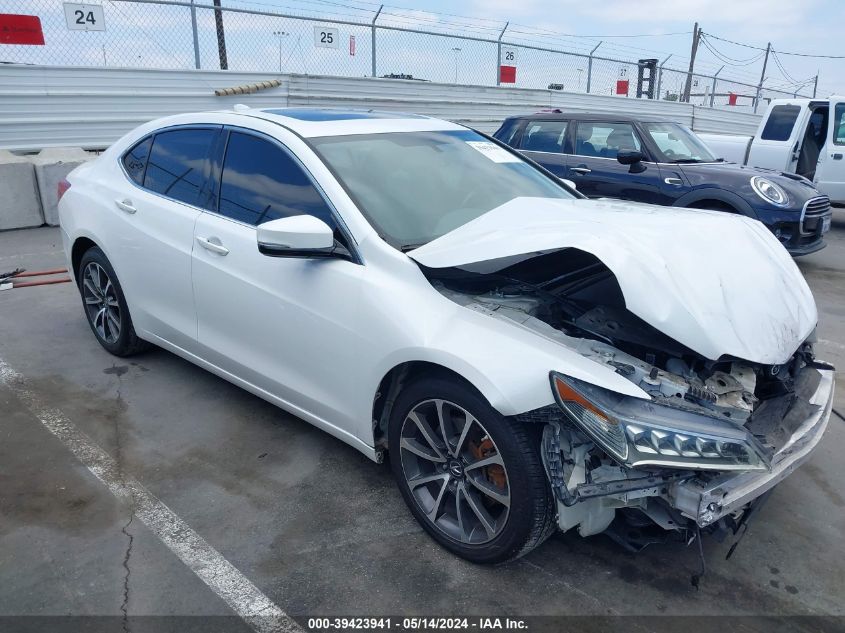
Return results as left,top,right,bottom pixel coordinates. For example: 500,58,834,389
750,176,789,207
550,372,768,471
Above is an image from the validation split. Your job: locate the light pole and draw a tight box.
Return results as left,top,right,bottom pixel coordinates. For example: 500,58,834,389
451,47,461,84
273,30,289,72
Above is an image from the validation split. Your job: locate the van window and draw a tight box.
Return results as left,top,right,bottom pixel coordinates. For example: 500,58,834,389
761,105,801,141
834,103,845,146
144,128,217,207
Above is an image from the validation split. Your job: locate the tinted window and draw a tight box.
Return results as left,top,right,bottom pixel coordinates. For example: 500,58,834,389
575,122,641,158
834,103,845,146
218,132,335,227
761,105,801,141
494,119,522,146
521,120,568,153
144,128,216,207
122,136,152,185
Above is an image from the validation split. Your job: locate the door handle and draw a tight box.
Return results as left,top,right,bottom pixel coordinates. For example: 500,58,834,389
833,153,843,160
570,167,592,174
115,199,137,214
196,236,229,256
664,177,684,186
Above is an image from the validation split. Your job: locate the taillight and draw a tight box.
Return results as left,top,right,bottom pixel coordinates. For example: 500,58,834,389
57,178,71,202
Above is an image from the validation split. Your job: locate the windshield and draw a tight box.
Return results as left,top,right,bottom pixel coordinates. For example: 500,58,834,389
310,129,574,249
643,122,718,163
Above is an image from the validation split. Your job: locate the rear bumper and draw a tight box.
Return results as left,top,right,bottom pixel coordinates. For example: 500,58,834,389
668,367,835,527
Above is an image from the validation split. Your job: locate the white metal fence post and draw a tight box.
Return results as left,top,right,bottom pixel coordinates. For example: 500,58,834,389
190,0,200,69
656,54,671,101
586,41,602,94
710,65,723,108
371,5,382,78
496,21,508,86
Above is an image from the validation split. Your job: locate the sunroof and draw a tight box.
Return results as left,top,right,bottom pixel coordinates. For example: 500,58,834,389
262,108,425,121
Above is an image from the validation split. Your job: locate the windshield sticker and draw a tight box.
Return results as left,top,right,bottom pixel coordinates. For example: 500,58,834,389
466,141,521,163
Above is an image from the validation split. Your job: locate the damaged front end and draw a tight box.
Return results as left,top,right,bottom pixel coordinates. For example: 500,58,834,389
423,247,835,546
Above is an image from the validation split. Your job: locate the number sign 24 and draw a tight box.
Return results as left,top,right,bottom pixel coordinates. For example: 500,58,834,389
63,3,106,31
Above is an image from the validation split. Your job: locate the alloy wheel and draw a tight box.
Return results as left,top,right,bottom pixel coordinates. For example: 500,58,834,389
399,399,511,544
82,262,121,344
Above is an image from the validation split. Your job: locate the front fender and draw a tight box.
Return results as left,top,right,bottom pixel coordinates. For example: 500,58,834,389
673,188,758,219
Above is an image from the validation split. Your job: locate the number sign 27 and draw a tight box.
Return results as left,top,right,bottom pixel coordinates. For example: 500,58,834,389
63,3,106,31
314,26,339,49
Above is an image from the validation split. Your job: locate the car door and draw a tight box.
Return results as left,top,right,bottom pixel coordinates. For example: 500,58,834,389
568,121,664,203
109,126,219,350
747,101,813,173
517,119,570,177
191,128,367,438
814,97,845,204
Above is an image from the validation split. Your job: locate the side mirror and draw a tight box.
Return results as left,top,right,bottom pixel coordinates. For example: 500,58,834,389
560,178,577,191
257,215,336,258
617,149,647,173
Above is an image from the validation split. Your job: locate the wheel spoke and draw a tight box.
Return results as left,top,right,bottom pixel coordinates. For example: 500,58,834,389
455,485,467,541
407,472,449,490
94,307,107,338
433,399,453,457
106,309,121,336
83,278,102,300
84,296,100,305
454,412,476,457
407,410,446,460
461,482,496,538
426,477,449,522
466,472,510,508
464,453,504,472
400,437,446,463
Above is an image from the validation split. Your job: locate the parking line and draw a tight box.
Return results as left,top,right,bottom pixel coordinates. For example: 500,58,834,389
0,357,301,633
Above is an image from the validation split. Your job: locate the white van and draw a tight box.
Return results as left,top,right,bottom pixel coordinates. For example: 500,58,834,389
700,98,845,205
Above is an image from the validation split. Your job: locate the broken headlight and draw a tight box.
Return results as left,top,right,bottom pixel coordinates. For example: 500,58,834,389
550,372,768,472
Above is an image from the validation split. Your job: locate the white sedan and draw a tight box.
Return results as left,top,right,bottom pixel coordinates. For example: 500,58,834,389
59,107,834,563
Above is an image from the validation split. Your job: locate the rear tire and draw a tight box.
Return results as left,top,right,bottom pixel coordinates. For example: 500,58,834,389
77,246,150,357
388,375,556,564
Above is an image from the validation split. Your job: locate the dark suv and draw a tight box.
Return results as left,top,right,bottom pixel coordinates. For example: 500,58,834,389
493,112,832,255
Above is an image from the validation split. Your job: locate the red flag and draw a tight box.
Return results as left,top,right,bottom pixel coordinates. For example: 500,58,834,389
728,92,738,106
616,80,629,96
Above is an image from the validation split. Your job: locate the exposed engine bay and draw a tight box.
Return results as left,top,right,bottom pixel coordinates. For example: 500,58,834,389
421,248,834,547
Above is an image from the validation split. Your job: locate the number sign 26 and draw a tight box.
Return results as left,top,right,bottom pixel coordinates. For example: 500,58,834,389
63,3,106,31
314,26,339,49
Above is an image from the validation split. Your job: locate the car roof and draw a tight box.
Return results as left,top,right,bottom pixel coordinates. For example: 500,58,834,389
509,112,669,124
239,106,466,137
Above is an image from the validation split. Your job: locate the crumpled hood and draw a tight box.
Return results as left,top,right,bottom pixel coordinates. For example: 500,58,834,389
409,197,817,365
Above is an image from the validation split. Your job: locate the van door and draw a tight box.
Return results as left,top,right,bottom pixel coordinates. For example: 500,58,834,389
814,97,845,204
747,100,812,173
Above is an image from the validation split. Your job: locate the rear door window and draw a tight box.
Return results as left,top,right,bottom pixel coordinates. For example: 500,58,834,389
761,105,801,141
575,122,641,158
833,103,845,146
520,120,568,153
122,136,152,185
144,128,217,207
217,131,337,228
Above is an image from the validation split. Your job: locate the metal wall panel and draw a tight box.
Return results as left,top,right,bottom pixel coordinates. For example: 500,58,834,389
0,65,761,152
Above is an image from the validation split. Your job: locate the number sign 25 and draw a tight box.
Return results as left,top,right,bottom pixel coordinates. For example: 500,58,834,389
314,26,339,49
63,3,106,31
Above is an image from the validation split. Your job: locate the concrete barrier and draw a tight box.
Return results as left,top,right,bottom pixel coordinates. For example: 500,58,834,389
0,150,42,230
32,148,94,226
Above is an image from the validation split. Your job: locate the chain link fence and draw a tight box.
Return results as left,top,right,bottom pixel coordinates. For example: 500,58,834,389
0,0,813,111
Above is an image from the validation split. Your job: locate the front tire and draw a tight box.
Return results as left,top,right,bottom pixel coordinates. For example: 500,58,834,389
78,246,150,357
388,375,556,564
